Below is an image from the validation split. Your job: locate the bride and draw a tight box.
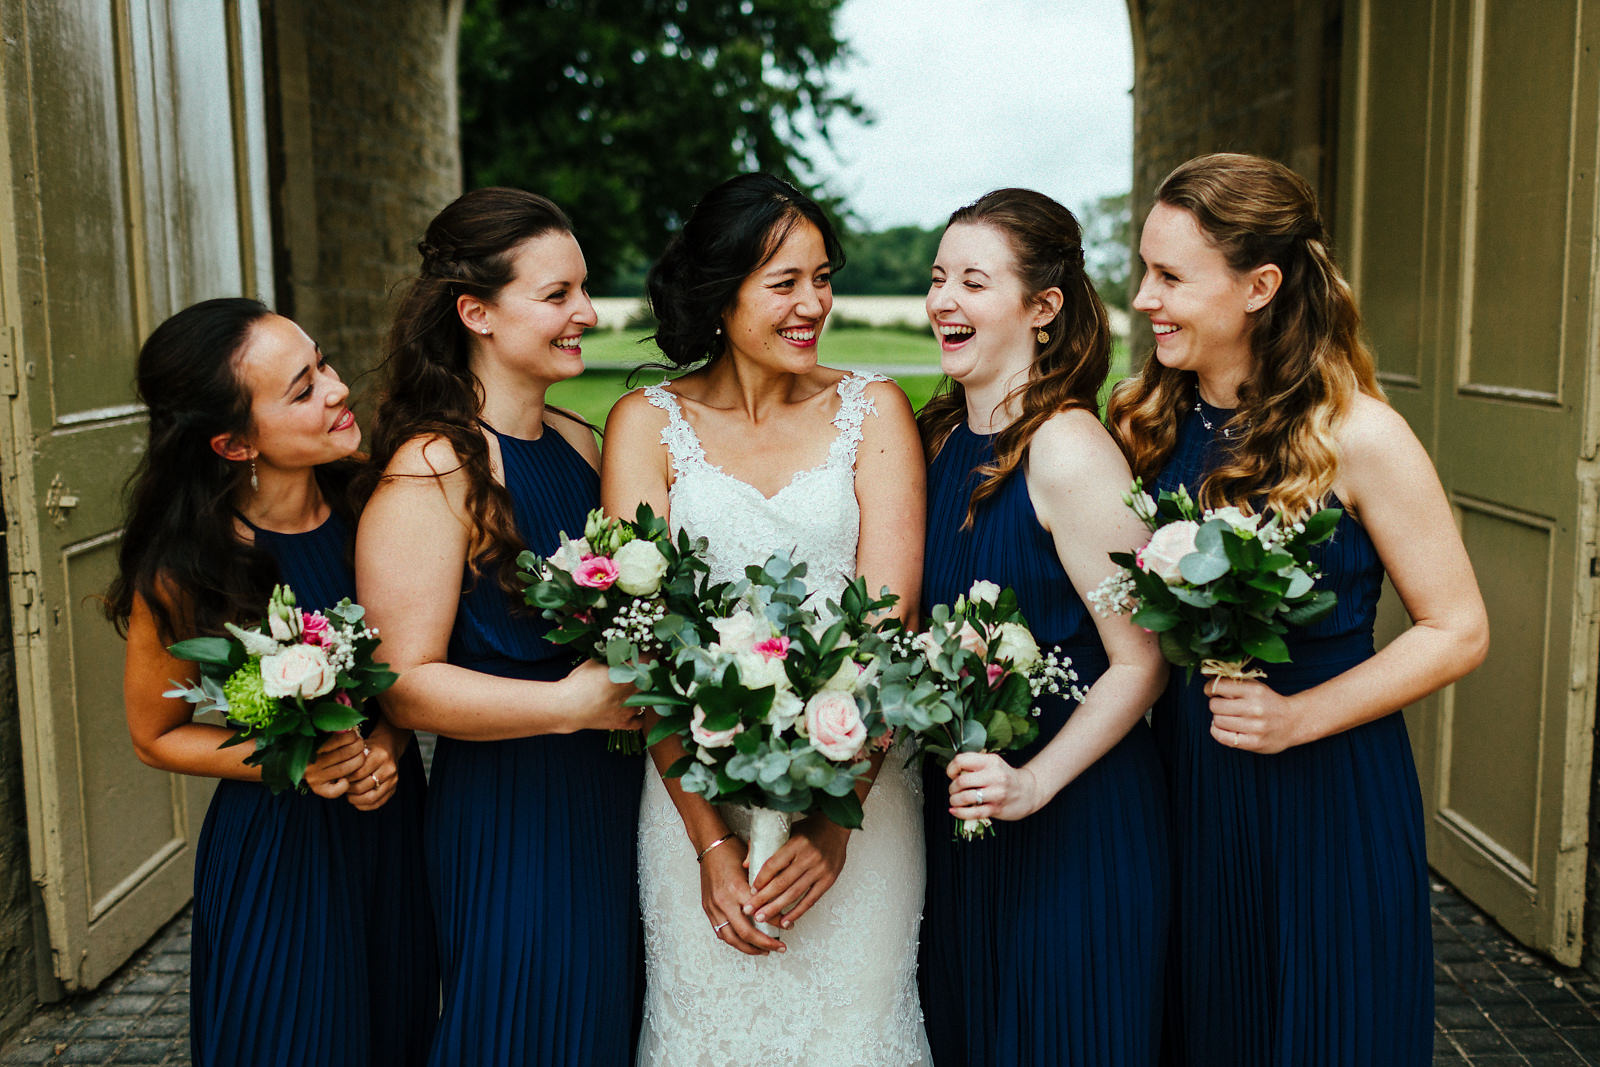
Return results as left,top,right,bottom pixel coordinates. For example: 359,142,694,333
603,173,930,1065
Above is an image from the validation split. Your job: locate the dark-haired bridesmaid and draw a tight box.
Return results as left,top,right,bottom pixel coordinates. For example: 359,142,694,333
112,298,437,1066
1109,153,1488,1066
355,188,643,1066
917,189,1170,1066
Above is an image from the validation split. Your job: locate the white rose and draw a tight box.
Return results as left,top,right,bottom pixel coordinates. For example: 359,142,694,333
967,580,1001,606
711,610,767,655
992,622,1041,672
768,690,804,731
1137,520,1201,584
259,644,336,700
690,704,742,749
735,650,790,691
548,536,592,574
804,691,868,761
1208,506,1261,534
613,539,669,596
821,654,864,691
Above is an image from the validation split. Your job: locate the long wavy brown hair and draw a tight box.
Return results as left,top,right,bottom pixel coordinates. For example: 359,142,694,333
917,188,1111,525
357,187,575,598
1106,153,1383,520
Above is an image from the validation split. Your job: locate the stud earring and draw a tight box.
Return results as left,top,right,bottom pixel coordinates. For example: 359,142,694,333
249,459,259,492
1036,328,1049,344
480,328,491,336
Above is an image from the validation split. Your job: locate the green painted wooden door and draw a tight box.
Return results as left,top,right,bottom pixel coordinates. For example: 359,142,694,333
1339,0,1600,964
0,0,272,989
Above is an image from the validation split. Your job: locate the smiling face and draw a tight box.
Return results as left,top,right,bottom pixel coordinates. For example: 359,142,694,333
232,314,360,472
720,217,833,375
925,221,1042,389
474,230,597,384
1132,202,1261,389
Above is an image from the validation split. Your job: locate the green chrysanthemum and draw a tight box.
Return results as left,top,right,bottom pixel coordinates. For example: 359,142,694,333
222,662,277,728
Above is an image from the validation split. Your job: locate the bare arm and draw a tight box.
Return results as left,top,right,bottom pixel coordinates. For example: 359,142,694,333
355,434,635,742
854,380,926,623
1207,395,1489,751
948,411,1168,821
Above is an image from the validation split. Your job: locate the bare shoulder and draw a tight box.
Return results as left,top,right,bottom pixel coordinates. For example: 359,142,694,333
603,384,672,439
857,375,915,422
1027,408,1131,490
1337,393,1426,469
384,433,468,481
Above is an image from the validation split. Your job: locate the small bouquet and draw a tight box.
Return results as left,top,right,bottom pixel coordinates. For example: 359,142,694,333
164,585,396,794
1088,479,1341,680
517,504,709,752
615,555,899,932
877,580,1083,840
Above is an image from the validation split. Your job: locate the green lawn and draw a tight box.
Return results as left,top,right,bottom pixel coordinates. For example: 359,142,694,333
553,326,1130,429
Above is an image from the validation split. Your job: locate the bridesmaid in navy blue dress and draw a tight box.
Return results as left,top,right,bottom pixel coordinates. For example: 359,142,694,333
917,190,1171,1065
113,298,437,1066
1108,153,1488,1066
356,189,643,1066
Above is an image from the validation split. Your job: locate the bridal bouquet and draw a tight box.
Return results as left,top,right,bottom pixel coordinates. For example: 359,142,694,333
876,580,1083,840
614,555,899,930
1088,479,1341,680
517,504,710,752
164,585,395,794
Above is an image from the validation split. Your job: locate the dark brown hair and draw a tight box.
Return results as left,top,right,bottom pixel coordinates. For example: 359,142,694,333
359,187,575,597
917,188,1111,525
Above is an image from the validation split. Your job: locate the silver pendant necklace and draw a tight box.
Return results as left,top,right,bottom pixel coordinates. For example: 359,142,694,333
1194,399,1246,439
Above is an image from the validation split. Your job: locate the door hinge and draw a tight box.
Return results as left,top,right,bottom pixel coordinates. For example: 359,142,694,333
14,570,41,636
0,326,17,397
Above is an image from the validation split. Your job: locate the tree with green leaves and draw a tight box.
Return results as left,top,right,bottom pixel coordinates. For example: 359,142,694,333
459,0,862,292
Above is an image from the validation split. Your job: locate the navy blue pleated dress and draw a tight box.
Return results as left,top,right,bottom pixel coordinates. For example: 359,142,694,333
1154,396,1431,1066
190,511,438,1067
425,425,643,1067
919,422,1172,1066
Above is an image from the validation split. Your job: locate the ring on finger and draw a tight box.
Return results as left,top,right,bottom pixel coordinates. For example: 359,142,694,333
371,772,381,787
712,920,730,935
974,788,985,806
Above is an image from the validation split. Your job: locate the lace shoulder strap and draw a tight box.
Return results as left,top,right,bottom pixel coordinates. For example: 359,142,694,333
642,384,712,475
826,373,891,469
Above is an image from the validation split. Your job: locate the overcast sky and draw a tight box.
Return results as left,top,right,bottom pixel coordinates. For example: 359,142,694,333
799,0,1134,231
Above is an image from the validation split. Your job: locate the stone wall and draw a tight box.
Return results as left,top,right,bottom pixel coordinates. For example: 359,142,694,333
266,0,464,400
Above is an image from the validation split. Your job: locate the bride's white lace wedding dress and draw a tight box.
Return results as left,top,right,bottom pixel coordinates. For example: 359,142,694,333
635,374,930,1066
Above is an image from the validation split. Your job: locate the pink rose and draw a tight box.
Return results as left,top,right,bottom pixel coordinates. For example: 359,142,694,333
573,556,620,590
1137,520,1201,584
333,690,354,707
986,663,1005,688
299,611,331,647
752,635,790,661
690,705,742,749
259,644,335,700
804,691,867,761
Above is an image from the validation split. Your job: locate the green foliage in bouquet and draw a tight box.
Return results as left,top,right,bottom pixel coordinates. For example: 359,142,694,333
165,589,396,794
614,555,902,831
1099,480,1342,678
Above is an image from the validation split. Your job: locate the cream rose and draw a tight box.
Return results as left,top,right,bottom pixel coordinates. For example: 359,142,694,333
735,649,790,691
1137,520,1201,584
992,622,1041,672
967,579,1001,606
259,644,336,700
548,536,592,574
613,539,669,596
711,610,766,655
804,691,868,761
1208,506,1261,534
954,621,988,658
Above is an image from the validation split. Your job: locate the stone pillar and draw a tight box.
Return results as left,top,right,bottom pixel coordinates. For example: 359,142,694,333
264,0,464,398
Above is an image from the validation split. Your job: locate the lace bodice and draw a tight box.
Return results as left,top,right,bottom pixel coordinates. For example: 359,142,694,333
643,373,886,598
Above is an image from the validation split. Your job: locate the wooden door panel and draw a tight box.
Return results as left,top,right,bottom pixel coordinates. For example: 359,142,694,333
1340,0,1600,964
2,0,268,989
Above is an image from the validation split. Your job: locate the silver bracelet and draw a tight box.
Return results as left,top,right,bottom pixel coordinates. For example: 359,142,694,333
695,833,735,864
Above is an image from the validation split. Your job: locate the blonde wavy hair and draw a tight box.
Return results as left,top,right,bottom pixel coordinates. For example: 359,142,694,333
1105,153,1383,520
918,188,1111,526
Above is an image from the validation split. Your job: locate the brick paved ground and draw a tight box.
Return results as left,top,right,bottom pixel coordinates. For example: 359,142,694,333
6,877,1600,1065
